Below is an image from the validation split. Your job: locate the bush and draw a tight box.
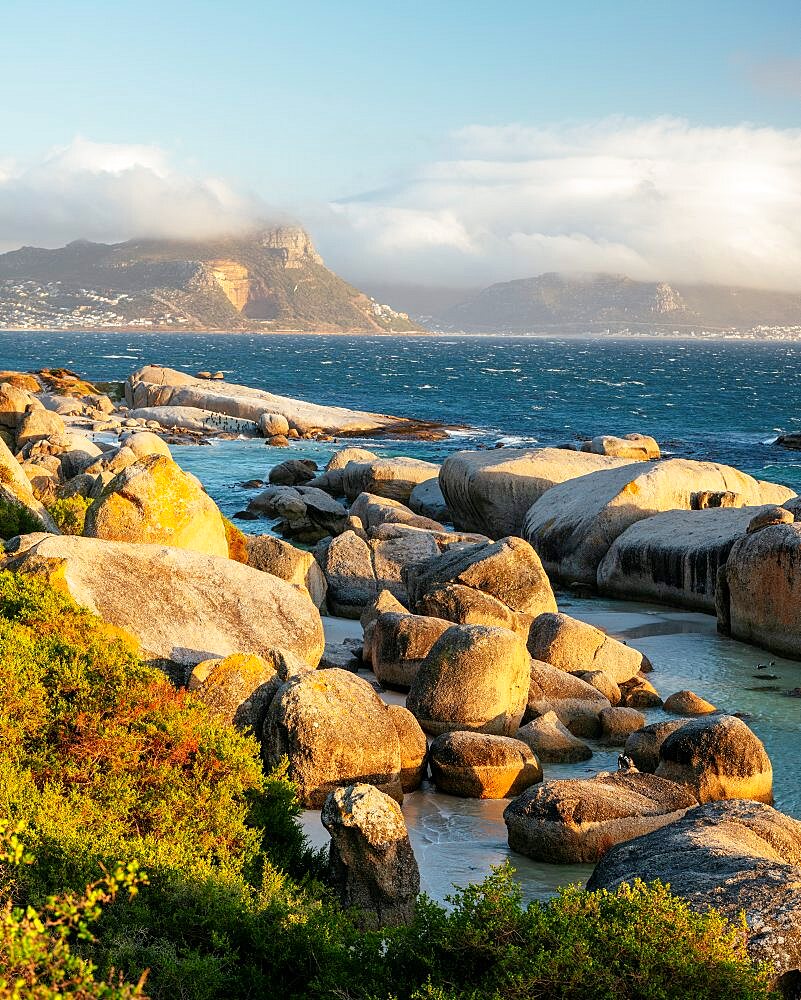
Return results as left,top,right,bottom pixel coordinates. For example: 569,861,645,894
45,495,92,535
0,497,43,540
0,823,147,999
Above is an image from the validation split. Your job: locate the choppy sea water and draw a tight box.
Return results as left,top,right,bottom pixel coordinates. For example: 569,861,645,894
3,331,801,901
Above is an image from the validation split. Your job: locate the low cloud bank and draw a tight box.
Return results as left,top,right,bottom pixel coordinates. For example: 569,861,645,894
321,117,801,291
0,137,271,251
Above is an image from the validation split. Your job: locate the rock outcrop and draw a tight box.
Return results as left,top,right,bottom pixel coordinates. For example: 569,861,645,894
2,534,324,669
504,771,698,863
404,536,557,628
523,458,795,586
624,720,688,772
527,612,647,684
587,800,801,988
341,457,441,504
526,659,611,737
439,447,633,537
322,783,420,929
722,522,801,658
188,653,280,733
371,611,452,690
246,534,327,608
126,365,438,437
515,711,593,763
597,506,770,612
263,669,402,807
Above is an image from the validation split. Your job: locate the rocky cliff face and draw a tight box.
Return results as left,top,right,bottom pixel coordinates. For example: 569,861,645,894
260,226,323,268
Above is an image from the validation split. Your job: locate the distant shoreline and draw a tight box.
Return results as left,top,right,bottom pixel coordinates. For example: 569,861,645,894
3,325,801,342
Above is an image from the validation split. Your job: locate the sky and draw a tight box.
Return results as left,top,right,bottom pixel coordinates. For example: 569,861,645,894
1,0,801,290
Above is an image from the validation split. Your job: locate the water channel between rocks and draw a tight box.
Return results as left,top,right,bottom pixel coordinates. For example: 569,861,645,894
301,596,801,905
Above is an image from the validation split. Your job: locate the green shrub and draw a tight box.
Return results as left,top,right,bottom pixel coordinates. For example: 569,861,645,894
0,822,147,999
0,497,43,540
45,495,92,535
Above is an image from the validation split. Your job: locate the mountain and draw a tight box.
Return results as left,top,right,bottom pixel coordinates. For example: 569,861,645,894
437,272,801,333
0,227,423,333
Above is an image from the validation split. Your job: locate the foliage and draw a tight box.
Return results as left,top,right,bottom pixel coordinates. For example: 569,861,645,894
0,570,779,1000
45,494,92,535
363,866,776,1000
0,496,43,540
0,822,147,999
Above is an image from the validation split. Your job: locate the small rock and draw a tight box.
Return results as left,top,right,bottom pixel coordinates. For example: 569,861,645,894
663,690,717,716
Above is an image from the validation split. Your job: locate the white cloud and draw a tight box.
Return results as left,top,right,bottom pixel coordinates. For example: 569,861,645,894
0,137,271,251
321,117,801,290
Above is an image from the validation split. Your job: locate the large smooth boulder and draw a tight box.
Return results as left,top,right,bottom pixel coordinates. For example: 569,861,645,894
581,433,660,460
246,534,327,608
0,383,38,428
722,522,801,658
322,783,419,929
350,492,444,533
2,534,324,669
504,770,697,863
624,719,688,772
655,715,773,803
407,624,530,737
428,731,542,799
369,530,440,604
119,430,172,459
188,653,280,733
84,455,228,557
408,478,449,522
662,689,717,716
599,706,645,746
598,506,769,612
317,530,378,618
404,536,557,627
371,612,452,690
587,800,801,988
439,447,633,538
263,669,402,807
309,448,379,496
515,711,593,764
415,582,527,636
15,407,66,448
526,659,611,737
527,612,647,684
523,458,794,585
342,457,440,504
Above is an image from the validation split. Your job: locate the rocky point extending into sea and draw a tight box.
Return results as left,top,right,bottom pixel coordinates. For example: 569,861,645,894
1,362,800,996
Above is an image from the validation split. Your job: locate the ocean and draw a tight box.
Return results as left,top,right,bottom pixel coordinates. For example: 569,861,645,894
4,330,801,498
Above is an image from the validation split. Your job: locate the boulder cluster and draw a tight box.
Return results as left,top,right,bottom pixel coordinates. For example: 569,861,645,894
1,364,800,986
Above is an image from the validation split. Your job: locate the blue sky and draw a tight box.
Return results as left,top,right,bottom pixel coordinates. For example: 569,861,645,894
1,1,800,287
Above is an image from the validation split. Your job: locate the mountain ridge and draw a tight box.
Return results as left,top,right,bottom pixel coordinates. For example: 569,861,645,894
0,228,424,333
435,272,801,332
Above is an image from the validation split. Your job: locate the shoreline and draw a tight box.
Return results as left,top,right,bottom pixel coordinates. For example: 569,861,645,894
5,326,801,342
